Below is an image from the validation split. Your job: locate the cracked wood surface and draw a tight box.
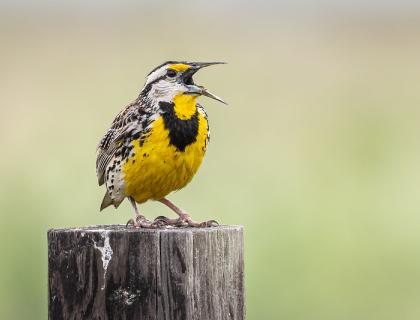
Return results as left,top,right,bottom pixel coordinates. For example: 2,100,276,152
48,225,244,320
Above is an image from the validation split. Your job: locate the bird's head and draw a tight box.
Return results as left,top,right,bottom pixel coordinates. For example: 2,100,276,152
140,61,227,106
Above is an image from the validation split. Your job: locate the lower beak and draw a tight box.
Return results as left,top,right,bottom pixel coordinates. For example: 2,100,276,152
184,62,228,105
186,85,228,105
201,88,228,105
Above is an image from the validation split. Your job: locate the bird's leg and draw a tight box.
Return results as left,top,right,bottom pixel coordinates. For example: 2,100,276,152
153,197,218,227
126,197,155,228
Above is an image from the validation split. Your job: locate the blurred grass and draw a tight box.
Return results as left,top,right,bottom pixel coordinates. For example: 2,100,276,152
1,7,420,319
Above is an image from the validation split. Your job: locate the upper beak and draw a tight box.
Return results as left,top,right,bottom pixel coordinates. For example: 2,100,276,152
183,62,228,105
192,61,226,68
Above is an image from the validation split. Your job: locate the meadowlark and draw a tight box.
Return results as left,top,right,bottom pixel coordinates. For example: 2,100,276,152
96,61,226,228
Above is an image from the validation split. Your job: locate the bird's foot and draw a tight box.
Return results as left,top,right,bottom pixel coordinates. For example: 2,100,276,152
126,215,156,229
153,213,219,228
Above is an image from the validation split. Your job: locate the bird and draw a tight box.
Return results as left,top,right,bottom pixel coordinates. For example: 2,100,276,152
96,61,227,228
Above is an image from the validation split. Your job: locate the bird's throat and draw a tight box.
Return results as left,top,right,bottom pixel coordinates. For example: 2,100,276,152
173,94,197,120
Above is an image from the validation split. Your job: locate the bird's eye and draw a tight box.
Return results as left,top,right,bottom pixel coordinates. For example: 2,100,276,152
166,69,177,78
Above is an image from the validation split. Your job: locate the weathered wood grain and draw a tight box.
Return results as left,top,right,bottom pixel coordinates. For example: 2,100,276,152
48,225,244,320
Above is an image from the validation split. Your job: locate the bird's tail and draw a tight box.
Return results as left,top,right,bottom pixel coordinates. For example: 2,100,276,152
100,192,114,211
100,191,125,211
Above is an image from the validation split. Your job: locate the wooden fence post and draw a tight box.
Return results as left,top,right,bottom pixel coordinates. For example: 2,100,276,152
48,225,244,320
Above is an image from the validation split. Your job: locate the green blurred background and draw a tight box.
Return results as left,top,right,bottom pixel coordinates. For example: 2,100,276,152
2,1,420,319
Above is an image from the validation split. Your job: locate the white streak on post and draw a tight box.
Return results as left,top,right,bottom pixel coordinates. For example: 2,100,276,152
94,230,113,290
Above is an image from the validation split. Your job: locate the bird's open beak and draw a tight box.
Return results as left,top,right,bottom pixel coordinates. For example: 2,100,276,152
183,62,228,105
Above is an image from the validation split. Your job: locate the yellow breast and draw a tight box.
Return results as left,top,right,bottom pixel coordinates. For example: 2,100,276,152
122,101,209,204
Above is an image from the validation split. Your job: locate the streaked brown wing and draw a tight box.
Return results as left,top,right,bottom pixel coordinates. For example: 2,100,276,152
96,102,144,186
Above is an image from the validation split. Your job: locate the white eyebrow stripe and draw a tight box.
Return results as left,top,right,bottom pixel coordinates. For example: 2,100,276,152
145,66,167,86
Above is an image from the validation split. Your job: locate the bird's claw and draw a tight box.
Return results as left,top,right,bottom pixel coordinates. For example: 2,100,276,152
126,215,156,229
153,215,219,228
153,216,180,227
199,220,219,227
